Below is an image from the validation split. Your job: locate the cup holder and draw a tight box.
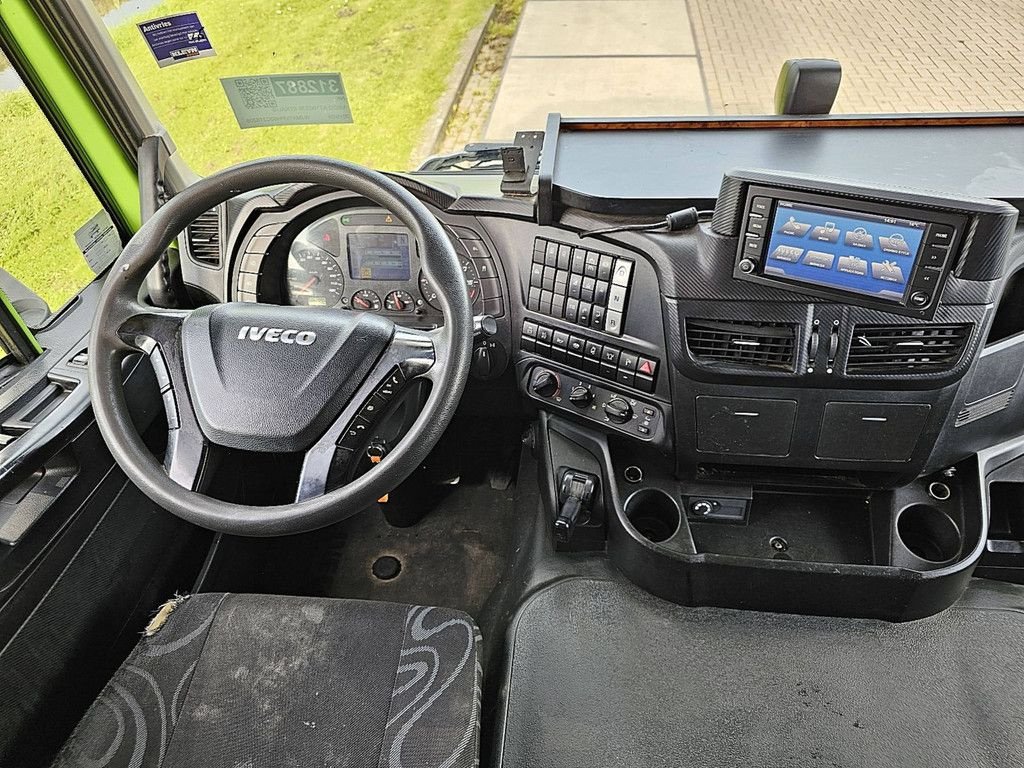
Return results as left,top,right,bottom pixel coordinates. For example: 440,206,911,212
896,504,962,564
624,489,681,543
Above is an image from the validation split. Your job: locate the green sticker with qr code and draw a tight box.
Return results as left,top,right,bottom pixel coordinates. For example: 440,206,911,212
220,74,353,128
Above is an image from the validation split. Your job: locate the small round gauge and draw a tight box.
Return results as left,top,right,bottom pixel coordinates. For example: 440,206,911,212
419,254,481,310
286,246,345,308
385,290,416,313
351,289,382,311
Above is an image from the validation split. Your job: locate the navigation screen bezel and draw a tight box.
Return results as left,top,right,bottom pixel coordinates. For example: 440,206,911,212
733,186,967,319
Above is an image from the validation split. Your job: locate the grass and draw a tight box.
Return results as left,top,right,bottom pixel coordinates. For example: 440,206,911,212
441,0,524,151
0,0,493,312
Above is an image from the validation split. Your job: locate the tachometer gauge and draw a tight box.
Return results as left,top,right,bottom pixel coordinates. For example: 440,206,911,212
351,289,382,311
384,290,415,313
286,246,345,307
419,254,481,310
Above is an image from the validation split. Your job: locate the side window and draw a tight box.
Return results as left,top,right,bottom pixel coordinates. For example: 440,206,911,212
0,68,109,326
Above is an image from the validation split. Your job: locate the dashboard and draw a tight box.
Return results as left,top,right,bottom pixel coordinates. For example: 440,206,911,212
177,166,1024,486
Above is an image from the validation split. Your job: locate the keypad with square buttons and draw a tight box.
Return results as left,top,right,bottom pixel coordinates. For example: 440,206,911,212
529,237,633,335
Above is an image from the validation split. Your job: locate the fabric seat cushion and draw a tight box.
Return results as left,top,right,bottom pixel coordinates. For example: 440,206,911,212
52,593,481,768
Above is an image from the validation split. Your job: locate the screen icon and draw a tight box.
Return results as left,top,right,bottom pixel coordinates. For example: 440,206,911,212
880,233,911,256
844,227,874,249
769,244,804,262
802,250,836,269
809,222,840,244
837,255,868,276
871,260,906,283
778,216,811,237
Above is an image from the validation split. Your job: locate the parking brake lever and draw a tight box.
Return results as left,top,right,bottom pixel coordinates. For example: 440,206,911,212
554,470,597,544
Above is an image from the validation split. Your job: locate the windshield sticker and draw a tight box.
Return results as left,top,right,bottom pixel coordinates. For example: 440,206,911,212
74,210,122,275
220,74,354,129
138,12,215,68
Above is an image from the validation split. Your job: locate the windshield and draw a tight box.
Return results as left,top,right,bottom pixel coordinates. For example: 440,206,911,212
77,0,1024,174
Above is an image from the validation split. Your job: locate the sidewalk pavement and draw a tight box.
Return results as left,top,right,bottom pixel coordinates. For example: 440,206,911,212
484,0,707,139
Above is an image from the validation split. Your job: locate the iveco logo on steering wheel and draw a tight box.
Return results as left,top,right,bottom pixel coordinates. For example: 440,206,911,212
237,326,317,345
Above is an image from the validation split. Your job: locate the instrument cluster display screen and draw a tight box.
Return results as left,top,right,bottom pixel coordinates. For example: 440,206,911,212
763,201,927,303
347,233,411,281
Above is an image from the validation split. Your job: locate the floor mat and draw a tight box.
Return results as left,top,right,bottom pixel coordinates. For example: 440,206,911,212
209,480,520,621
498,577,1024,768
318,481,519,620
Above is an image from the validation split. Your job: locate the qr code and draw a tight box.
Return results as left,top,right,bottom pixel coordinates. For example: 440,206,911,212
233,77,277,110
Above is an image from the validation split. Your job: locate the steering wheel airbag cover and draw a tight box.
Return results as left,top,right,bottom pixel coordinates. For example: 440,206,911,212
181,303,394,453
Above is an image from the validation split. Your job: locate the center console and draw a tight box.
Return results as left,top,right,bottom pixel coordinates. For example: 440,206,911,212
498,163,1022,621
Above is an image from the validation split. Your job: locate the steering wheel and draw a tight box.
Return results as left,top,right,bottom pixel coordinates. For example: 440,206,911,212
88,157,473,536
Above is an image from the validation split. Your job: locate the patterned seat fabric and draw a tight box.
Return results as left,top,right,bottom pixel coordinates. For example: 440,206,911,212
51,593,482,768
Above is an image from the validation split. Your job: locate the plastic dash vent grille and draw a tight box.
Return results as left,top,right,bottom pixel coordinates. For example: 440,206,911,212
186,209,221,267
955,387,1015,427
847,324,971,374
685,319,796,372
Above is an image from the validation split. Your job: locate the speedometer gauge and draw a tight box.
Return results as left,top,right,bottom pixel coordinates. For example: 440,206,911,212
419,254,481,310
286,246,345,307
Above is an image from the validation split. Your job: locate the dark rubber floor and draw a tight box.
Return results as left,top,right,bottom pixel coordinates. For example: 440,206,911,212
498,576,1024,768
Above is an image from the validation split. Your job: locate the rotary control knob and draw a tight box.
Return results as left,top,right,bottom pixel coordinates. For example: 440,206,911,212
530,369,560,398
568,385,593,409
603,397,633,424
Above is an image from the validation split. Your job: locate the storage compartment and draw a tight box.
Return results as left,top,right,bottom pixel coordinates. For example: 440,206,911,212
815,402,930,462
607,440,986,621
989,482,1024,541
895,504,962,565
695,396,797,457
624,488,680,543
689,492,873,565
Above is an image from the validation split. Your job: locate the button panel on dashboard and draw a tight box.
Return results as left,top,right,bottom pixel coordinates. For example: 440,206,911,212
527,238,633,336
522,319,658,393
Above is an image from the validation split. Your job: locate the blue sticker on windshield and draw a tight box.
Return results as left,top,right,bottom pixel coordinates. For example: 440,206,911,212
138,12,215,68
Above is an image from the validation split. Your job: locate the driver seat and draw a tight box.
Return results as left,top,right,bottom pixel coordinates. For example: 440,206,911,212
50,593,482,768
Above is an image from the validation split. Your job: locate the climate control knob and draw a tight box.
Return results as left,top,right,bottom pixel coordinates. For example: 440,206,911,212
568,385,593,409
530,369,560,398
603,397,633,424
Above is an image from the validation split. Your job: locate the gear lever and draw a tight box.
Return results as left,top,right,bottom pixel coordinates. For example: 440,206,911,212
554,470,597,544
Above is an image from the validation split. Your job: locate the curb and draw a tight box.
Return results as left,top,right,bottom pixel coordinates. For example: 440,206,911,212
411,4,496,166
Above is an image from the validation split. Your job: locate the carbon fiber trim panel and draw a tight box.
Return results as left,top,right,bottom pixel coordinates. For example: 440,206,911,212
710,175,746,236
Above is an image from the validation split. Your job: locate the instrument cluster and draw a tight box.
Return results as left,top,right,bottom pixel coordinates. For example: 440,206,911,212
280,208,483,317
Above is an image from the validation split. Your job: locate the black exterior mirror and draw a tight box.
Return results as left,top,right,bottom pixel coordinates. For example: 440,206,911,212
775,59,842,115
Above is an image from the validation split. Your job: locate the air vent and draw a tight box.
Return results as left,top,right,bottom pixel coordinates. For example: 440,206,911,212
956,387,1015,427
847,324,971,374
685,319,796,372
186,209,221,267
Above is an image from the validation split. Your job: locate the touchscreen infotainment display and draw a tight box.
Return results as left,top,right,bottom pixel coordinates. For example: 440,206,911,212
347,233,411,281
763,201,927,303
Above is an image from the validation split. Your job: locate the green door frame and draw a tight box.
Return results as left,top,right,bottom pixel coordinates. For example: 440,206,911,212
0,0,142,358
0,0,140,231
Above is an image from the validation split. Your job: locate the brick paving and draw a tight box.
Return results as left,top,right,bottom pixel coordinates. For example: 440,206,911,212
454,0,1024,152
689,0,1024,114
